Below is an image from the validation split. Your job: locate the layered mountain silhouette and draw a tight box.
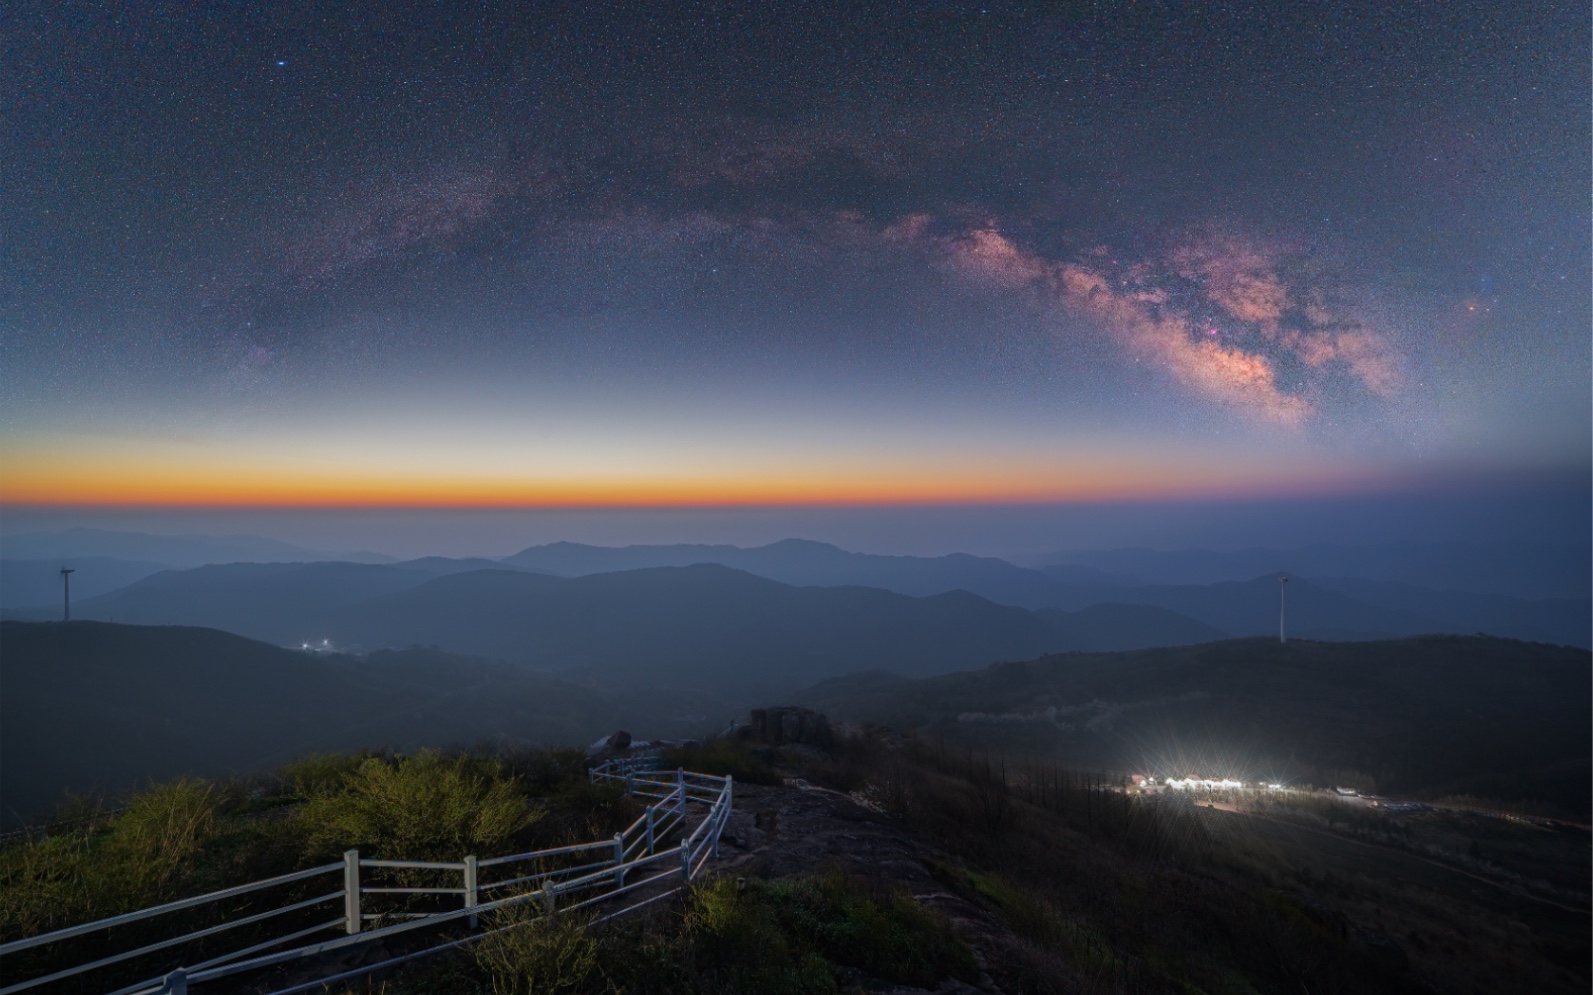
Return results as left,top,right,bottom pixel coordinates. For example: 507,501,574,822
501,539,1588,644
502,538,1100,606
6,536,1586,651
48,564,1225,690
1038,541,1591,599
1,527,394,569
0,529,399,608
2,557,175,608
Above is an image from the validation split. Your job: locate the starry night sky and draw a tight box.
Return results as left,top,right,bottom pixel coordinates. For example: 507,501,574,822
1,2,1588,549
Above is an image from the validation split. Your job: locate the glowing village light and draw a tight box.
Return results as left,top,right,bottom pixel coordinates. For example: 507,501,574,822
1164,777,1245,791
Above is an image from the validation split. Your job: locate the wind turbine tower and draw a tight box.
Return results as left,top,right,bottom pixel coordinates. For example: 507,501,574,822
60,567,75,622
1278,574,1288,644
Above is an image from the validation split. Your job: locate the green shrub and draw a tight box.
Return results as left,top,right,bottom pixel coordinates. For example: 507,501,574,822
298,751,538,860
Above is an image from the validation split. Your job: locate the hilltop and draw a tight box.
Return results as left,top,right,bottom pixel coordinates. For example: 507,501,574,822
8,732,1583,995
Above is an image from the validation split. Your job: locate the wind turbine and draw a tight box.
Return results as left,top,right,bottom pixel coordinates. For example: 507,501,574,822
1278,574,1288,644
61,567,75,622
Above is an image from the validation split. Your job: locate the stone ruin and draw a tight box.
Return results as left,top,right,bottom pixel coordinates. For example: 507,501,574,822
743,706,833,748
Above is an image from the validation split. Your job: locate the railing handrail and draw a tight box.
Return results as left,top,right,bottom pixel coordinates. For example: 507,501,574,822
3,763,733,995
0,860,344,956
359,858,466,870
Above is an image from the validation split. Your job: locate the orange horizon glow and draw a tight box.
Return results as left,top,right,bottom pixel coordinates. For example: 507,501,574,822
0,453,1399,509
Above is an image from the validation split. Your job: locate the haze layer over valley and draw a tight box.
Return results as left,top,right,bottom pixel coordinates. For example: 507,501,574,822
5,533,1586,660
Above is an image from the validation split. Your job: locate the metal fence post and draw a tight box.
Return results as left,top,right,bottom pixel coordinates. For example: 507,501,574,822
645,805,655,854
343,849,361,934
714,776,732,859
539,884,556,914
676,768,686,824
612,833,626,887
464,855,479,928
680,841,691,884
625,771,634,797
159,968,187,995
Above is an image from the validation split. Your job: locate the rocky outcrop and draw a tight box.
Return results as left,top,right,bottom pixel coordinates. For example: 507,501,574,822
744,707,833,748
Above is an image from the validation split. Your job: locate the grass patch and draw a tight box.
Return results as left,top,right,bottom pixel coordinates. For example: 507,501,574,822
471,870,973,995
0,779,220,938
476,905,603,995
933,862,1124,980
679,871,976,991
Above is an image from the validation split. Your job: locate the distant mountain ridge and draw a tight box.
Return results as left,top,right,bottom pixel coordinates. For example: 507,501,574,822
502,538,1102,606
502,539,1590,646
49,562,1228,691
12,535,1586,650
1038,541,1590,599
2,557,174,609
0,528,394,569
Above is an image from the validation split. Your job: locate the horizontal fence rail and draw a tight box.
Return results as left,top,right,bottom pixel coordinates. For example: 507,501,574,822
0,757,733,995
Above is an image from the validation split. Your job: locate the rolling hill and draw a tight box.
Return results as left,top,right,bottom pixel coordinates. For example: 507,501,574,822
0,621,628,826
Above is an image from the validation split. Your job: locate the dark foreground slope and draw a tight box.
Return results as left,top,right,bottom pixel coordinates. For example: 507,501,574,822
802,636,1593,818
0,621,627,825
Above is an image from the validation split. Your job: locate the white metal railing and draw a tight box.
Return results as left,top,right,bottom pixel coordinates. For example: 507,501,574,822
0,759,734,995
